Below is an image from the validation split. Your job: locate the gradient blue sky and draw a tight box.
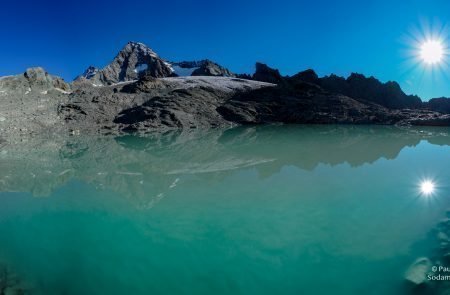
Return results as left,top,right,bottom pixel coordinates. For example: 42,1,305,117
1,0,450,100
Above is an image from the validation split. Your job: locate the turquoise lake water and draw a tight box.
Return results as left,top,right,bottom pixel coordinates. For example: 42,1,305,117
1,125,450,294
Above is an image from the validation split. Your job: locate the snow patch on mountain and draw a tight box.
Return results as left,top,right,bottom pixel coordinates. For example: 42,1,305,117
172,65,200,76
134,64,148,73
162,76,274,93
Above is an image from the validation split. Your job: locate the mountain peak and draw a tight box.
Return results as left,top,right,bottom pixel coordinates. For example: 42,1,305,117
75,41,173,85
123,41,158,57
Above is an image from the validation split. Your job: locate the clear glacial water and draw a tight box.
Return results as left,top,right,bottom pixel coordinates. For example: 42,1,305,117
1,125,450,294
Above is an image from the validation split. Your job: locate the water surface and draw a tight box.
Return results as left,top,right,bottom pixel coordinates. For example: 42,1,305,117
1,125,450,294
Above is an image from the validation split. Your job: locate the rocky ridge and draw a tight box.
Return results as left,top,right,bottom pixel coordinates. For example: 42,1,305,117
2,41,450,139
170,60,235,77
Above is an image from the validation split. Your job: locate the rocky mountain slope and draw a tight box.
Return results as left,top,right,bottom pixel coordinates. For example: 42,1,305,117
0,67,71,137
74,42,174,86
74,42,236,87
250,63,423,110
1,41,450,140
426,97,450,114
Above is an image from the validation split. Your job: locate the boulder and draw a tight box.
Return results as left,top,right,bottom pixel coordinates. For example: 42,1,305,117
24,67,53,89
404,257,431,285
52,76,71,92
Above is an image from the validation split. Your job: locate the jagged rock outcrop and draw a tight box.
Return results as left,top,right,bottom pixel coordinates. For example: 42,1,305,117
250,65,423,110
24,67,54,89
75,66,99,80
75,42,173,86
319,73,422,109
0,67,71,137
236,73,253,80
252,62,284,84
170,60,235,77
426,97,450,114
290,69,319,84
0,67,70,94
218,78,450,126
191,60,235,77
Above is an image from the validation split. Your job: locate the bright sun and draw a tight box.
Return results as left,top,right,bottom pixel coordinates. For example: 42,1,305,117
420,40,444,64
420,180,436,196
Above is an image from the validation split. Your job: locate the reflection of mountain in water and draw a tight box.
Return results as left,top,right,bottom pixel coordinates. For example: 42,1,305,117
1,125,449,205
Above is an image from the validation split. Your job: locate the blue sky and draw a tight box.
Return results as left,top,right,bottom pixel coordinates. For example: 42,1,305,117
1,0,450,100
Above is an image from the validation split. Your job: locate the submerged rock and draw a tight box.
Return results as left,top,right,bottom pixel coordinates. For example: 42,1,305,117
0,264,30,295
404,257,431,285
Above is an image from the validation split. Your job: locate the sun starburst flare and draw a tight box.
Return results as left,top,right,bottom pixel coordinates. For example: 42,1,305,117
420,39,445,65
420,180,436,196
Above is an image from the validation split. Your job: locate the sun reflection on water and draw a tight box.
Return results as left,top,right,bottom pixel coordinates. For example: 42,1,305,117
420,179,436,196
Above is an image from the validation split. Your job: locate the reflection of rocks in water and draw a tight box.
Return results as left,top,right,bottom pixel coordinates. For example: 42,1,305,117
217,125,450,177
59,140,89,160
0,264,30,294
1,126,450,208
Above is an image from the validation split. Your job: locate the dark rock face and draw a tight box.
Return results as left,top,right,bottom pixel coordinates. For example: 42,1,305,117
290,69,319,84
426,97,450,114
218,80,450,126
55,71,450,135
252,65,423,110
319,73,422,109
236,73,252,80
252,63,284,84
121,74,166,93
75,42,173,86
113,86,230,130
191,60,235,77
